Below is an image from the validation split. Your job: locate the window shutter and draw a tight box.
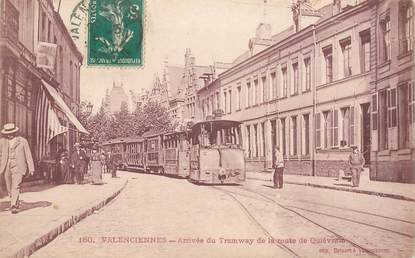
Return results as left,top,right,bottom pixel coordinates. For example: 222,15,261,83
333,109,339,147
315,113,321,148
350,106,355,145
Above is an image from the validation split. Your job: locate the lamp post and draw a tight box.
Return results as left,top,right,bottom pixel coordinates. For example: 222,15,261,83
86,102,93,116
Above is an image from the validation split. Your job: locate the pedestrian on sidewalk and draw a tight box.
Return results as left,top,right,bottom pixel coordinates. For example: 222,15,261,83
70,143,87,184
273,146,284,189
90,147,104,185
59,149,73,184
348,146,365,187
106,151,118,178
0,123,35,214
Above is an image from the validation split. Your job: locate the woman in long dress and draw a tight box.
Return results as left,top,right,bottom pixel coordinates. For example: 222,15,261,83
59,150,73,184
90,148,104,185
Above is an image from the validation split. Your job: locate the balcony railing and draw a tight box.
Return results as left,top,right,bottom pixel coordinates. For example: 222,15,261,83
1,0,19,43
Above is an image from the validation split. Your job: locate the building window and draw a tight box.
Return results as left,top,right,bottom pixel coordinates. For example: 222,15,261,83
292,62,299,95
400,2,413,54
323,110,332,148
380,13,391,62
246,81,251,108
282,67,288,97
410,82,415,124
237,85,241,110
228,90,232,114
372,94,378,130
315,113,321,148
216,92,220,110
340,37,352,77
387,88,397,128
360,30,371,73
254,79,259,105
223,91,227,113
261,122,266,157
333,109,339,147
379,90,388,150
281,118,286,155
290,116,297,156
304,58,311,91
398,83,411,148
302,114,310,155
323,46,333,83
271,72,277,99
254,124,258,157
262,75,267,102
247,126,252,158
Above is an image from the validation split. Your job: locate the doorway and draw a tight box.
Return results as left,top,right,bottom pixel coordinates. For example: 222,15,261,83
361,103,371,165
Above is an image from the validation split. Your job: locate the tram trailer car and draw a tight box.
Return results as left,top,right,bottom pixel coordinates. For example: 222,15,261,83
163,131,191,178
189,120,246,184
143,131,165,174
101,138,127,170
124,137,145,171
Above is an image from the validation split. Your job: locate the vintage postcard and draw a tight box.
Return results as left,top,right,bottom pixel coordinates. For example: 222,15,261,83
0,0,414,258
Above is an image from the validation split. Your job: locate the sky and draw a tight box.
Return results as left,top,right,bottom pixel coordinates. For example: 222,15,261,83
56,0,330,111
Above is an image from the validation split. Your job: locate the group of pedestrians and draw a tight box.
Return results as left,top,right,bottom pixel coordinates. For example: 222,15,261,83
56,144,119,185
0,123,120,214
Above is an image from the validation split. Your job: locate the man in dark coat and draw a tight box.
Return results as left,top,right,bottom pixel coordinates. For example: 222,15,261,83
106,151,119,178
70,143,87,184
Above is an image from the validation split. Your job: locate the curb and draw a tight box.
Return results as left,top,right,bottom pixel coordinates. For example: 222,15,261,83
7,179,129,258
247,176,415,203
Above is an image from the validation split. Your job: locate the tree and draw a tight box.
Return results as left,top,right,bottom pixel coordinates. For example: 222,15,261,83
78,99,173,144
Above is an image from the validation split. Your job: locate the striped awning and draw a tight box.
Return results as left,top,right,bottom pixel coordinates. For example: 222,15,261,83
41,80,88,134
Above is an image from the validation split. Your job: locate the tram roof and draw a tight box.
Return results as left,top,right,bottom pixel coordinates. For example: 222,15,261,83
101,136,143,145
191,119,242,130
142,130,167,138
101,138,126,145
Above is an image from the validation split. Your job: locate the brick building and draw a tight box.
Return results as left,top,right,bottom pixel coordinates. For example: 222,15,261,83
369,0,414,182
198,0,376,177
0,0,84,175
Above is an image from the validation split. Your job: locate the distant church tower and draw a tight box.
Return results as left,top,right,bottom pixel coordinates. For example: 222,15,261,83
106,82,129,114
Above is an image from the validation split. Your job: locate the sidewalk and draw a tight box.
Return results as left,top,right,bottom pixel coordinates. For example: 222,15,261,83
247,169,415,202
0,172,130,258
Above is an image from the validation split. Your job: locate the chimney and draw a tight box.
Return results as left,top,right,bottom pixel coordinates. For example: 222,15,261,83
333,0,341,15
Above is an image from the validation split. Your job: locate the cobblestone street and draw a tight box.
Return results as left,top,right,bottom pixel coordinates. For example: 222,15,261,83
32,172,415,258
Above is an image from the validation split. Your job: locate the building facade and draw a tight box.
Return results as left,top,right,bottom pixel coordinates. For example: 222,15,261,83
199,0,376,177
0,0,83,174
369,0,414,182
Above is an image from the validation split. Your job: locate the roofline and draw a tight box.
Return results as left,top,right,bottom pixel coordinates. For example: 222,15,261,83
219,1,368,79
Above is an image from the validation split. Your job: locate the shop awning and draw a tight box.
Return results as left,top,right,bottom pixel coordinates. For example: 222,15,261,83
41,80,89,134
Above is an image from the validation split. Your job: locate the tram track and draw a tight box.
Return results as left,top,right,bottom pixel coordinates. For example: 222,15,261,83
211,186,301,258
214,185,383,258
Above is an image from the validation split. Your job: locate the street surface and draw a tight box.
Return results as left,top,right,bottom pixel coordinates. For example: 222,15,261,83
32,172,415,258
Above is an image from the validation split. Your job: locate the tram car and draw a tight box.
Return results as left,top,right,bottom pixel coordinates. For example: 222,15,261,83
101,138,127,169
143,131,165,174
163,130,191,178
188,120,246,184
124,137,145,171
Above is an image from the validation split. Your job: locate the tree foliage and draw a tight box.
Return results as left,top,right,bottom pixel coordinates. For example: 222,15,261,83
78,100,173,144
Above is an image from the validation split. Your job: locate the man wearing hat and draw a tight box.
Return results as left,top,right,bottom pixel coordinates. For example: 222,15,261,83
70,142,87,184
0,123,34,214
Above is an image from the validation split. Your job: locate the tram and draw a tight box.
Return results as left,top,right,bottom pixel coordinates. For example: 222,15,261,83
143,131,165,174
163,130,191,178
188,120,245,184
101,138,126,169
124,137,145,171
99,118,246,185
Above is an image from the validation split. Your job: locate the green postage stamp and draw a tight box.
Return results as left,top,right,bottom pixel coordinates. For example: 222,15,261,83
88,0,143,66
